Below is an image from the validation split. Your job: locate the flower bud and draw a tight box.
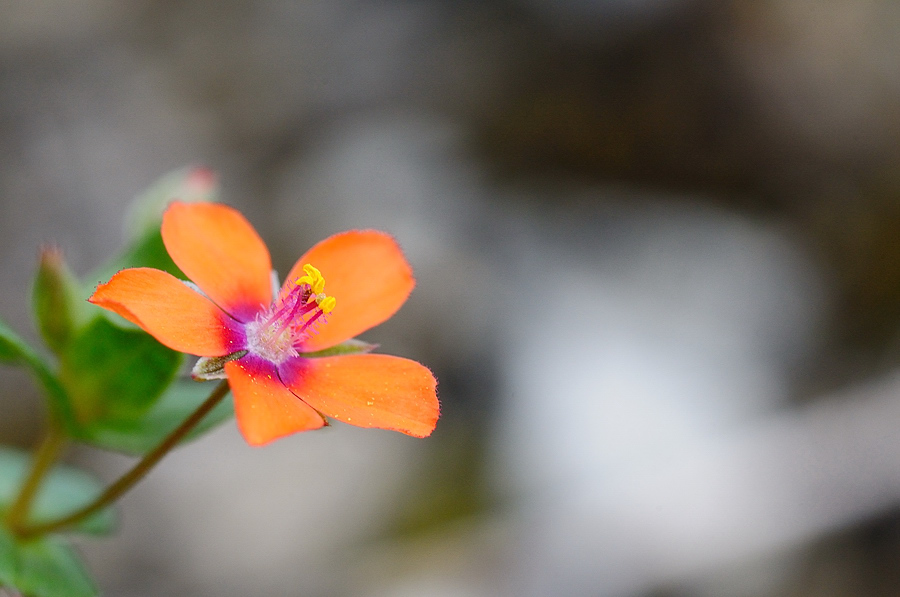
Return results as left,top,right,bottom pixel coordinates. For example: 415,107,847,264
31,246,81,354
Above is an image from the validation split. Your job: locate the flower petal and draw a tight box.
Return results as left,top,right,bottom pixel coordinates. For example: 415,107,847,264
162,201,272,322
286,231,415,351
281,354,439,437
225,358,326,446
89,268,245,356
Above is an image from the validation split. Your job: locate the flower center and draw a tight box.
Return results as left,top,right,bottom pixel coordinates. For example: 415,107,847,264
245,264,336,364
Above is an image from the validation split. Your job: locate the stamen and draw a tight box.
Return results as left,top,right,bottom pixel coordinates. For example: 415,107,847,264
318,295,336,314
244,263,336,364
296,264,326,295
294,309,326,338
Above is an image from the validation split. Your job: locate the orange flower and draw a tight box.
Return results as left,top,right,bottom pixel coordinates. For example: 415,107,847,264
89,202,439,445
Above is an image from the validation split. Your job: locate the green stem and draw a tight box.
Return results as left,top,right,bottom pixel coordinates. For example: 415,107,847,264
5,425,66,531
15,380,230,540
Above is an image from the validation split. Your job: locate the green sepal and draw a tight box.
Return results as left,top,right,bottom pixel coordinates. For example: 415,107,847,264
191,351,247,381
0,447,115,536
299,339,378,358
0,527,97,597
192,340,378,379
0,319,78,434
59,317,182,427
79,381,234,456
31,247,85,356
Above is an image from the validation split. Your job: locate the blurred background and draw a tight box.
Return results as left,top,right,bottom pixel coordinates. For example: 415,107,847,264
3,0,900,595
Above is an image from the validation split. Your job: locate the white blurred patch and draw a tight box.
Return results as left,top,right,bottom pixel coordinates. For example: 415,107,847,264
494,198,829,596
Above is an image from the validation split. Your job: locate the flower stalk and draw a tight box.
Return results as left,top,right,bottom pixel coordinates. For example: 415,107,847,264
5,424,66,532
13,380,230,540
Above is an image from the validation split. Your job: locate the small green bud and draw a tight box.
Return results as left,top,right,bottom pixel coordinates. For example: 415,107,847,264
191,350,248,381
31,246,81,355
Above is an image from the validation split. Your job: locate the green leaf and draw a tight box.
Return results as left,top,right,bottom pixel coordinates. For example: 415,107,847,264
0,448,115,536
82,380,233,456
85,225,184,301
0,527,15,588
85,167,218,293
0,319,77,434
0,527,97,597
59,317,183,427
299,339,378,358
16,535,97,597
0,319,27,364
126,167,217,238
31,247,85,356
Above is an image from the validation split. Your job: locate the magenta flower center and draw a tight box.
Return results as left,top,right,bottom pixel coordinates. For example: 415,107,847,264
244,266,335,364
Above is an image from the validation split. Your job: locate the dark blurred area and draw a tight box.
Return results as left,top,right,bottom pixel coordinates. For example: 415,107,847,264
3,0,900,595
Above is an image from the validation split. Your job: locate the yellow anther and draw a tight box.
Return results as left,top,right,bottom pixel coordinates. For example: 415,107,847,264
318,295,336,314
304,291,335,314
295,263,326,295
293,263,335,314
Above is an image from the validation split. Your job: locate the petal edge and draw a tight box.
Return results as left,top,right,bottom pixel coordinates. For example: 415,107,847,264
89,268,244,356
282,354,439,437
